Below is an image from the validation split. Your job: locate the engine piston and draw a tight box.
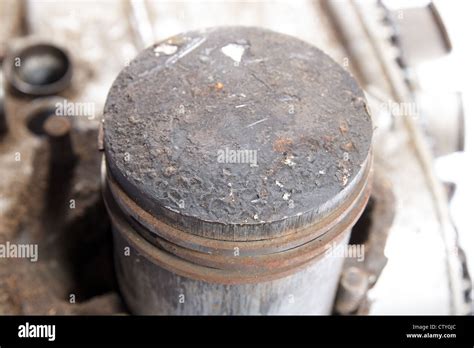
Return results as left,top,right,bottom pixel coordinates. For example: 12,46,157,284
102,27,373,314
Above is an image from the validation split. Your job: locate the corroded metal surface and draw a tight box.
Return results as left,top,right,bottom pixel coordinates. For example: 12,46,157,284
104,162,371,282
104,27,372,240
112,222,352,315
0,0,464,316
103,27,373,314
106,162,371,258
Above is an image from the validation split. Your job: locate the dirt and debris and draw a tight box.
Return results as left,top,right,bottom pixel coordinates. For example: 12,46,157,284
103,27,373,240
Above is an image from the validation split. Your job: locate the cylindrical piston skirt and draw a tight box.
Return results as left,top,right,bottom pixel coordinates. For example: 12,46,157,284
103,161,371,314
102,27,373,314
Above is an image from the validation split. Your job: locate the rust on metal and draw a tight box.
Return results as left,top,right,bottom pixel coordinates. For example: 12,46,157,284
105,157,371,258
103,26,373,241
102,27,373,312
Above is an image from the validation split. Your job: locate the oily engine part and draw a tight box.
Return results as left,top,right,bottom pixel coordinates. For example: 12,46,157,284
102,27,373,315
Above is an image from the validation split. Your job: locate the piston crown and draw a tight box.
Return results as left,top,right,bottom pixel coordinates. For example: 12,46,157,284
103,27,372,240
